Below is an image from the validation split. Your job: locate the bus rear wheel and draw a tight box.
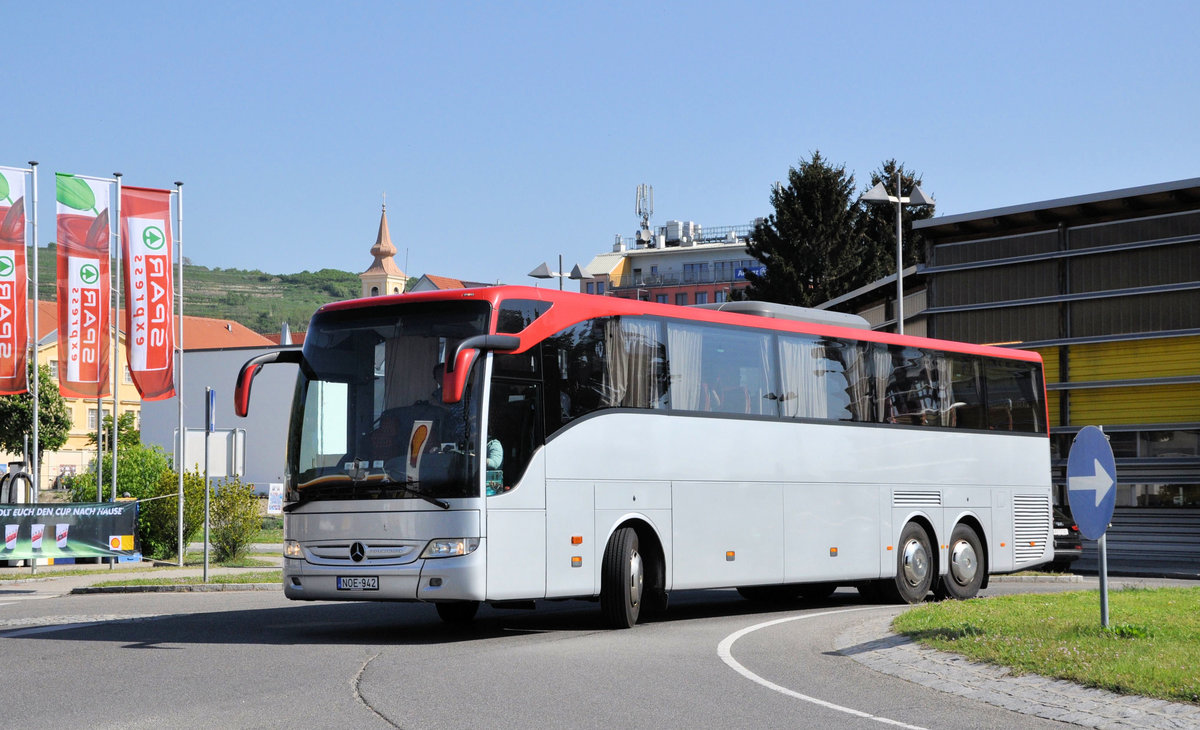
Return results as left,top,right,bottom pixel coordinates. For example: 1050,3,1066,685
934,524,984,600
435,601,480,624
883,522,934,604
601,527,643,629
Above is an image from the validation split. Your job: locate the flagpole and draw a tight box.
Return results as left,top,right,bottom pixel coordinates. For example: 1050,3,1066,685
111,173,121,505
175,181,184,566
28,162,39,500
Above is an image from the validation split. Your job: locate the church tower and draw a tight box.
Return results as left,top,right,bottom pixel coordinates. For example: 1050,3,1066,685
359,202,407,297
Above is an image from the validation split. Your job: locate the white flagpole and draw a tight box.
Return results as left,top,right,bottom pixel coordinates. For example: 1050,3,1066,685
175,181,184,566
111,173,121,504
28,162,39,499
71,173,118,502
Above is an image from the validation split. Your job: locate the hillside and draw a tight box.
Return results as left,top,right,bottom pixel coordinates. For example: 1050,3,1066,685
29,245,361,334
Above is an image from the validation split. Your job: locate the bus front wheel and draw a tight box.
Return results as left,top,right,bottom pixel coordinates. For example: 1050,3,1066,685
601,527,643,629
885,522,934,604
935,523,984,601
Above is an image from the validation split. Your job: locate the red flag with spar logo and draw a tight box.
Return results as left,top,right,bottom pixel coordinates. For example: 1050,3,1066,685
120,186,175,400
0,167,28,395
55,173,112,399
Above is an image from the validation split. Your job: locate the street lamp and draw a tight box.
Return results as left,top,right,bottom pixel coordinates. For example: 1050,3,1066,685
862,178,934,335
528,255,593,291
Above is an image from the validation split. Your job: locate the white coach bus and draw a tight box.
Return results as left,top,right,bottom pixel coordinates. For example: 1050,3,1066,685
235,286,1052,628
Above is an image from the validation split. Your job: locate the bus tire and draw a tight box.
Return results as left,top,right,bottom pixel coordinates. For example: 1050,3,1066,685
436,601,480,624
935,523,984,601
601,527,643,629
884,522,934,604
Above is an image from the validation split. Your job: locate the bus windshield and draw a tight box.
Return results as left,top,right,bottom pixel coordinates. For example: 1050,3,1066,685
287,300,490,503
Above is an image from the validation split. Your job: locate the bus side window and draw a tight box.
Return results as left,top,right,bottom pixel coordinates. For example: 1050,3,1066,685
947,355,986,429
985,361,1042,433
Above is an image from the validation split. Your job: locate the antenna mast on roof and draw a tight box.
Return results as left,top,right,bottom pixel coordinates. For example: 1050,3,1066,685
635,184,654,246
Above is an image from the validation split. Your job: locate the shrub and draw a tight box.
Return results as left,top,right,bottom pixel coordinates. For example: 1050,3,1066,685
210,476,260,562
138,468,208,560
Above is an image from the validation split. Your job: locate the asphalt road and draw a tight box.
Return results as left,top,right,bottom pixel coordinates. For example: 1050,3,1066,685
0,582,1100,730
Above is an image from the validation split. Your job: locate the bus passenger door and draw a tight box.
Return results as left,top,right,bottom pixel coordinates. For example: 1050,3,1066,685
484,379,547,600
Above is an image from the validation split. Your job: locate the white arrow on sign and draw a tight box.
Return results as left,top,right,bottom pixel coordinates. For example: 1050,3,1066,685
1068,458,1115,507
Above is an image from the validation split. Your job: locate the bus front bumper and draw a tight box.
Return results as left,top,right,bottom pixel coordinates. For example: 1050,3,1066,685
283,545,487,602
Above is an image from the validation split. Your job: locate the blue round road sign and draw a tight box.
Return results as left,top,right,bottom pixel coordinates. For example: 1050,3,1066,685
1066,426,1117,540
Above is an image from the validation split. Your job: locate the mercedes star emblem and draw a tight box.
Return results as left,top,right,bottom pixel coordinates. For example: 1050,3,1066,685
350,542,366,562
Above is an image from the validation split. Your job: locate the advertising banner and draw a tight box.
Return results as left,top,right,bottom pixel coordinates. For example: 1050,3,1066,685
120,186,175,400
0,167,28,395
0,501,137,560
55,173,112,399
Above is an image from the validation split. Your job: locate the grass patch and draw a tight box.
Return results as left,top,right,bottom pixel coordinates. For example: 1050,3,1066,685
1,567,155,581
252,526,283,543
893,587,1200,704
88,570,281,588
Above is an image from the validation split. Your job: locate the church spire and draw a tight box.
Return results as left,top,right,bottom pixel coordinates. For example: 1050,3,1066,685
360,200,407,296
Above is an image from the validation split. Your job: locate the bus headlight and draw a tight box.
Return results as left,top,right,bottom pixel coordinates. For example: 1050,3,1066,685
284,540,303,559
421,538,480,559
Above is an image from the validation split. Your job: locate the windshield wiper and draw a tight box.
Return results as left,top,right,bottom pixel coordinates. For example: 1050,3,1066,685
388,479,450,510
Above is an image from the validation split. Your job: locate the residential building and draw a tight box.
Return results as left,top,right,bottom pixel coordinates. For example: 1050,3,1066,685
410,274,492,292
583,221,762,305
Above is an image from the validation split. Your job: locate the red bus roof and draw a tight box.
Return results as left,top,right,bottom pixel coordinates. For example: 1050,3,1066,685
317,285,1042,364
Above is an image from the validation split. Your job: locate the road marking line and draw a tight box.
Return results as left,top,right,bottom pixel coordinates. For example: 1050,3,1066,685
717,607,927,730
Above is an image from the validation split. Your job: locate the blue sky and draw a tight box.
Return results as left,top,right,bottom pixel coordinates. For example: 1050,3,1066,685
7,2,1198,288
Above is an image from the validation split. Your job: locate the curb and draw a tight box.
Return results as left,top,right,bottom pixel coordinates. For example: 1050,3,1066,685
71,583,281,594
992,574,1084,583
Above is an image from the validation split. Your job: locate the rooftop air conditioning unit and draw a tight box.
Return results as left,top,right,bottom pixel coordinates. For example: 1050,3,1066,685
665,220,684,242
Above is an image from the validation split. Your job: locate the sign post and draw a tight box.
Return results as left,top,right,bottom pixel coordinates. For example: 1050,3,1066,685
203,387,215,584
1066,425,1117,628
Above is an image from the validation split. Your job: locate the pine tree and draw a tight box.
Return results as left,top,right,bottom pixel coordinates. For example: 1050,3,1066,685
859,159,936,282
743,152,867,306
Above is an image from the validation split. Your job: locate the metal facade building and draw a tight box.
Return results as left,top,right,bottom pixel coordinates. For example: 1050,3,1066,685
913,178,1200,574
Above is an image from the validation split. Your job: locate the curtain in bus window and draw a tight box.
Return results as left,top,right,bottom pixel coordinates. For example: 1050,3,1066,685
383,336,439,410
872,345,892,423
667,323,704,410
845,342,872,422
602,318,662,409
755,335,776,416
778,335,827,419
927,355,955,427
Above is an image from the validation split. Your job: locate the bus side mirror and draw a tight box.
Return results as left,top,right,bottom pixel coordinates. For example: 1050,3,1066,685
443,335,521,404
235,349,303,417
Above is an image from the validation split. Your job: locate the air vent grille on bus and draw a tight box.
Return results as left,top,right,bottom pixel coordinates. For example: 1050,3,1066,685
893,490,942,508
1012,494,1050,563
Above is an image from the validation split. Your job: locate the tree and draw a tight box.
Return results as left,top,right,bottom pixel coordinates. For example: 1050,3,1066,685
743,152,869,306
86,411,141,451
0,362,70,465
859,159,936,282
68,442,170,503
